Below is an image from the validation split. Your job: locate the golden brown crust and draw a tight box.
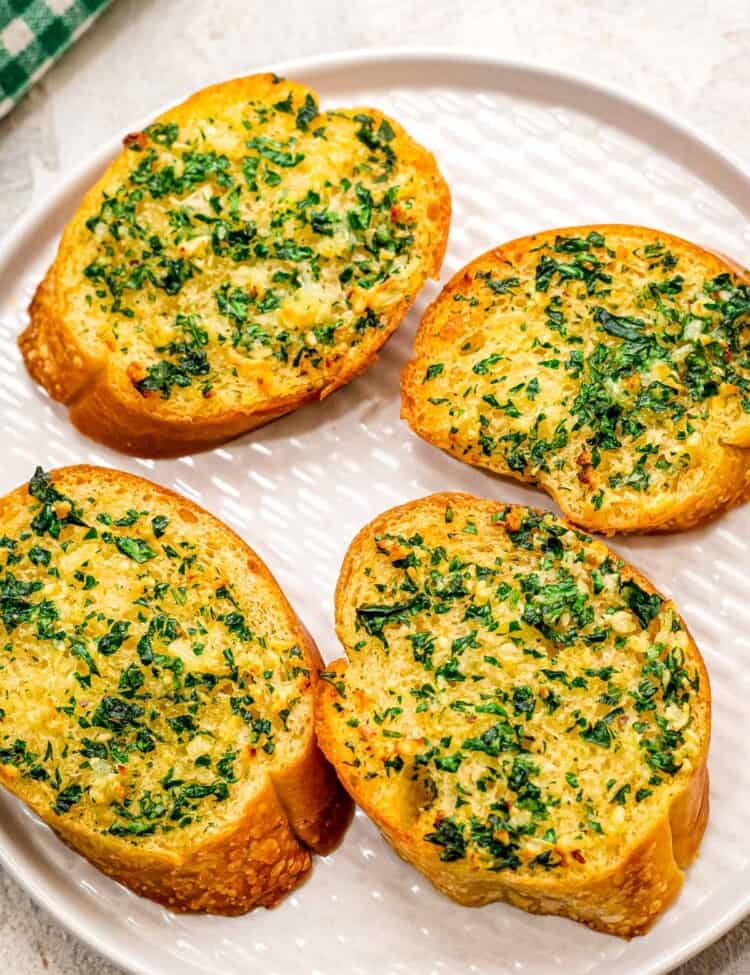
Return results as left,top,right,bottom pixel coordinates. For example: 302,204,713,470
20,74,451,458
316,491,711,937
401,225,750,535
34,776,313,913
21,268,98,404
269,618,354,855
0,465,352,913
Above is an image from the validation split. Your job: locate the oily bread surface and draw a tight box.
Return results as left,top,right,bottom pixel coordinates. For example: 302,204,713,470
21,73,450,457
316,493,710,936
402,226,750,533
0,465,351,913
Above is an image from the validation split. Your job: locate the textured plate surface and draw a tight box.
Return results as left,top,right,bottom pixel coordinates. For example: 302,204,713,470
0,49,749,975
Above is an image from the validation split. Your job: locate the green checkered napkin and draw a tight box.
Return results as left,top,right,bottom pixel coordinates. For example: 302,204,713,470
0,0,110,119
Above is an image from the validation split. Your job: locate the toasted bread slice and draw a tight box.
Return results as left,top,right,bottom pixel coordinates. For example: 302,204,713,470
21,73,450,457
402,226,750,533
0,465,351,913
316,493,710,936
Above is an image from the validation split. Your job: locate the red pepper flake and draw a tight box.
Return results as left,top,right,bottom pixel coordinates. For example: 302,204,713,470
123,131,148,150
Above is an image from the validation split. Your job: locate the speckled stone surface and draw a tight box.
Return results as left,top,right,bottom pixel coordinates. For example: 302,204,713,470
1,1,749,972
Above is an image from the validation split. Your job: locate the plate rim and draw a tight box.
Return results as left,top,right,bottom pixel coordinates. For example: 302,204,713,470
1,43,748,975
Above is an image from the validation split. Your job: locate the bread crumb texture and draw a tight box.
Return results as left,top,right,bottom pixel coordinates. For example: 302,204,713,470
0,465,350,912
402,226,750,533
317,493,710,935
21,73,450,456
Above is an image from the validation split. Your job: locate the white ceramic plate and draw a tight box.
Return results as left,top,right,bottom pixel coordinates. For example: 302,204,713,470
1,48,749,975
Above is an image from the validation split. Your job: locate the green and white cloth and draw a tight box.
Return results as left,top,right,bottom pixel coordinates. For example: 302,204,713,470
0,0,110,119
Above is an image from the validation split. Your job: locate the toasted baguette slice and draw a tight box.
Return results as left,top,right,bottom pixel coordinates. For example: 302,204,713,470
402,226,750,533
0,465,351,913
21,74,450,457
316,493,710,937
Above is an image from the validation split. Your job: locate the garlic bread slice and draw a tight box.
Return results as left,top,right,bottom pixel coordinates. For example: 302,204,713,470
402,226,750,533
317,493,710,936
0,465,350,913
21,73,450,457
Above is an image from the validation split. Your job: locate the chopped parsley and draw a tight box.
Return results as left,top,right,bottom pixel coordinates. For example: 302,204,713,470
0,468,308,840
